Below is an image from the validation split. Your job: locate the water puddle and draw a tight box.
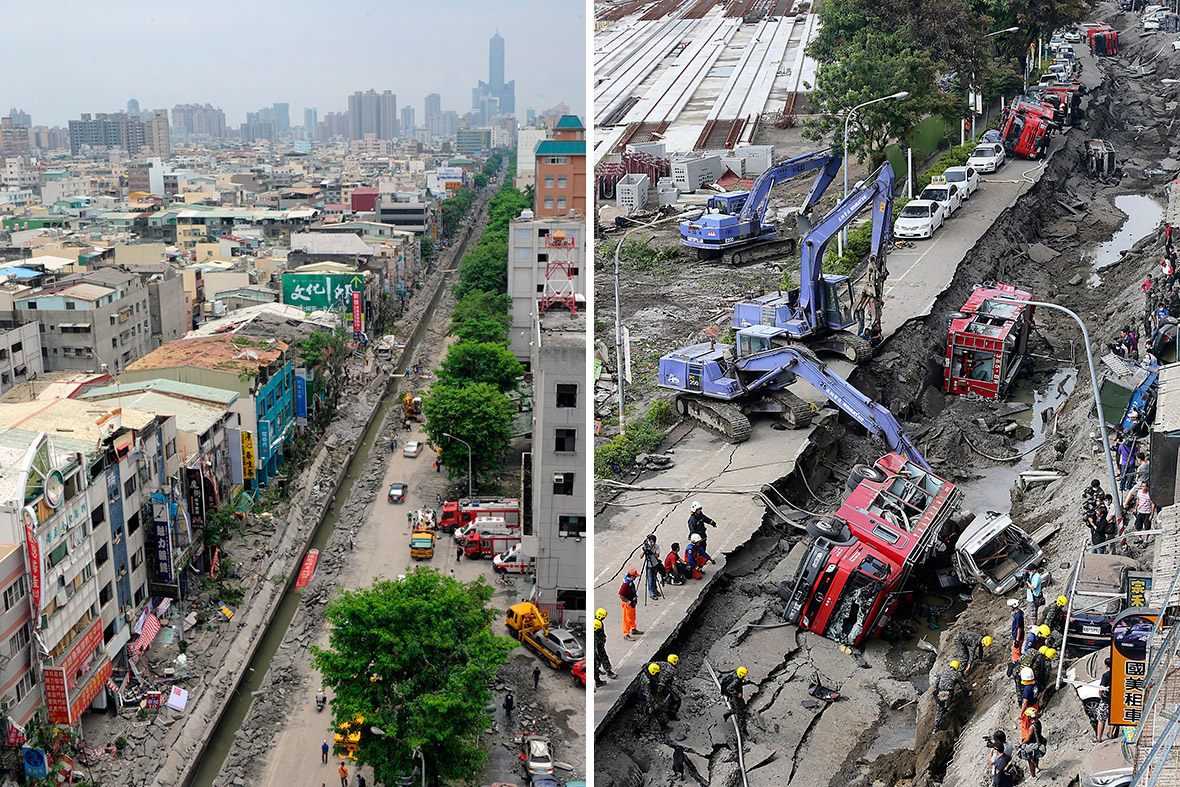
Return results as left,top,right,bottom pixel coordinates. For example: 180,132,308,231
864,712,917,761
1086,194,1164,287
957,367,1077,514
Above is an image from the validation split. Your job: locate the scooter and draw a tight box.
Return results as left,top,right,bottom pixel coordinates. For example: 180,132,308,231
315,692,326,712
807,672,841,703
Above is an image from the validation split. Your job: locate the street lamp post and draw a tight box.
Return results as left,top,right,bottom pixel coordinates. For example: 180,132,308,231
442,432,473,500
840,91,909,256
990,295,1124,520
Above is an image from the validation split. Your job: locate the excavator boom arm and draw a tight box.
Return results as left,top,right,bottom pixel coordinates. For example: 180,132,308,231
734,343,931,470
737,150,843,226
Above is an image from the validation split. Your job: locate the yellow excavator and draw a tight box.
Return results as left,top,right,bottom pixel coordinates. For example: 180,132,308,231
403,392,422,421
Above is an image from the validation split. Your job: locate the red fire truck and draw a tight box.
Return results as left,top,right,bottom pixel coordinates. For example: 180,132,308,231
1087,25,1118,55
462,531,521,559
438,498,520,532
782,453,965,646
943,283,1035,400
1000,106,1053,160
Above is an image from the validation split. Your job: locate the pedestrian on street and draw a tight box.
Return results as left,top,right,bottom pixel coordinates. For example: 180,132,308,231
687,501,717,557
1021,569,1045,623
641,534,663,600
1019,707,1046,778
664,542,688,585
1126,480,1157,546
357,775,366,787
533,666,541,690
322,740,329,764
991,744,1017,787
619,569,643,640
338,762,349,787
349,530,355,550
456,543,463,561
435,458,441,473
503,691,515,719
436,493,443,507
987,730,1013,767
1007,598,1024,675
449,569,456,581
1096,656,1114,742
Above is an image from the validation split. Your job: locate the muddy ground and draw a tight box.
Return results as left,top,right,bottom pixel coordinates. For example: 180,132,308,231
594,4,1178,785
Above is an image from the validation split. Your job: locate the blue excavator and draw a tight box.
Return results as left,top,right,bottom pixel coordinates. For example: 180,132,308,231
679,150,843,266
658,323,929,452
732,162,895,364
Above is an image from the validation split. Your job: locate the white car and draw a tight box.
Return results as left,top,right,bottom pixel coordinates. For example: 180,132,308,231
1145,17,1161,30
1172,38,1180,50
893,200,946,239
1064,29,1083,42
919,182,963,217
967,143,1006,173
942,165,980,199
403,440,423,457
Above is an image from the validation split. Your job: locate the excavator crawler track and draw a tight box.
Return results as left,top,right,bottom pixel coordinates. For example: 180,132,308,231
763,389,815,429
676,396,752,443
812,332,873,364
699,237,798,267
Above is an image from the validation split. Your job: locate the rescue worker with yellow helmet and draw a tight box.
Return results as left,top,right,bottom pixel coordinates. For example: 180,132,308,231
932,659,968,730
952,628,992,674
720,667,753,740
593,608,617,686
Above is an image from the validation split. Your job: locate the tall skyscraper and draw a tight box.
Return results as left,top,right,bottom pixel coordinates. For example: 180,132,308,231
304,107,318,134
347,90,398,140
401,107,415,135
8,108,31,127
425,93,441,127
144,109,171,158
272,102,290,132
127,98,140,115
472,31,515,119
171,104,226,139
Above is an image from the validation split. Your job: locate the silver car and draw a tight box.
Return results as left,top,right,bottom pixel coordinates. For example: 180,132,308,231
544,628,585,663
1079,738,1131,787
951,512,1045,594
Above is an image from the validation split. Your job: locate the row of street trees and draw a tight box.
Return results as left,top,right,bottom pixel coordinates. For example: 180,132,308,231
421,154,531,485
803,0,1088,166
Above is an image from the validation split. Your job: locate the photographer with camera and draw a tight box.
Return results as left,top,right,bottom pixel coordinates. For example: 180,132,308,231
641,534,664,600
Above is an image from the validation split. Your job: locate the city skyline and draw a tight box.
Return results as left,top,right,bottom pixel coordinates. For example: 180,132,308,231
1,0,585,127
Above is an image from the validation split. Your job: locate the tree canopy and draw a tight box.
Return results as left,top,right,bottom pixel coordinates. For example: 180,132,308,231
312,570,516,786
437,341,524,392
449,291,511,345
422,382,516,480
439,188,475,238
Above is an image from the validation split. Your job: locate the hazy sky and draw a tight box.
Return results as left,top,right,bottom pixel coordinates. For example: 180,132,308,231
5,0,586,127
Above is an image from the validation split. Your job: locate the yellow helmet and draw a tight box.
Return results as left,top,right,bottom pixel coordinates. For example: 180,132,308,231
736,667,748,678
1045,648,1058,659
593,619,602,631
1056,595,1068,607
667,654,679,665
1025,707,1037,717
648,663,660,676
1037,625,1050,637
981,636,992,647
950,660,961,671
1038,645,1048,656
595,608,608,620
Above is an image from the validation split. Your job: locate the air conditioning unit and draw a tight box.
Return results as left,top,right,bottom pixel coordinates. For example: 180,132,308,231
0,697,13,715
553,473,565,485
123,607,134,623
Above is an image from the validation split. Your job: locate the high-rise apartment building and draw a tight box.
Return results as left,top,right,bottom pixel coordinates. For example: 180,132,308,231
68,113,145,156
1,117,31,157
424,93,441,128
303,108,318,135
144,109,170,159
401,107,414,135
126,98,140,114
272,102,290,132
8,108,31,128
472,32,515,118
347,90,397,141
535,115,586,218
171,104,226,139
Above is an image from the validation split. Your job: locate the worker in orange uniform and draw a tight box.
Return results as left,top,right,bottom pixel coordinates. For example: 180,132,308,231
619,569,644,640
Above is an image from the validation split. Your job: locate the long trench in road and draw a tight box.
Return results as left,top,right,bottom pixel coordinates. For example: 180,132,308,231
182,211,479,786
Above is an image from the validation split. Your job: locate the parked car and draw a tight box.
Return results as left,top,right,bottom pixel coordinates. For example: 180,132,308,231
524,736,554,777
1066,645,1111,725
1078,738,1132,787
894,200,946,239
1065,554,1141,652
967,142,1006,173
919,181,963,217
403,440,423,458
544,628,585,663
571,660,586,686
942,165,980,199
1065,29,1083,42
387,483,408,503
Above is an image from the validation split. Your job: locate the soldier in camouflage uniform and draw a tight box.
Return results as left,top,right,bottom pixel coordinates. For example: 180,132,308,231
932,661,967,730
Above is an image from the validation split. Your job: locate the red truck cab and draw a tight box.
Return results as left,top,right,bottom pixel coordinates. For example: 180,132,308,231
783,453,963,646
1001,109,1051,159
438,497,520,532
943,283,1035,399
462,531,520,559
1087,25,1118,55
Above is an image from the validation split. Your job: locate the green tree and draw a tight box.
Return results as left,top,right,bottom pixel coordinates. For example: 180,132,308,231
422,383,515,480
420,236,434,266
804,29,949,166
473,173,488,189
312,570,516,787
438,341,524,392
449,291,510,344
439,189,475,237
